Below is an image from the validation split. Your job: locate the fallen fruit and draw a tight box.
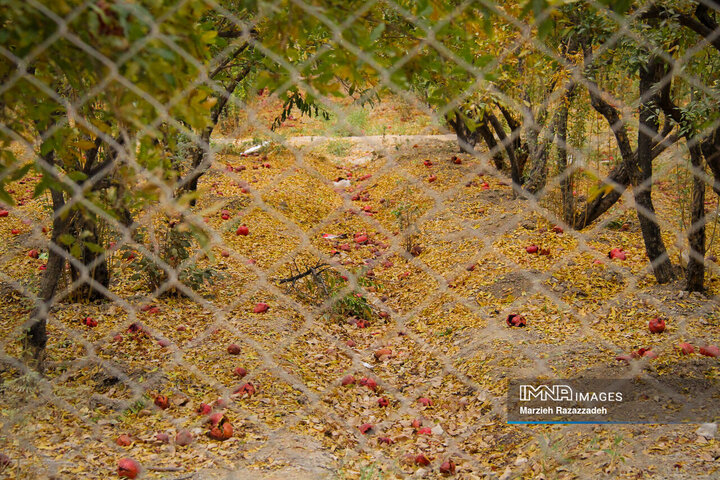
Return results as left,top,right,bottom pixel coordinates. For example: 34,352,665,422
234,382,255,396
678,342,695,355
551,225,564,234
415,454,431,466
208,416,233,440
253,302,269,313
423,160,433,167
428,174,437,183
158,339,171,347
28,249,39,259
452,156,462,165
227,344,241,355
127,322,144,334
118,458,141,479
10,229,20,235
609,248,626,260
359,423,373,434
358,377,377,391
208,412,224,426
155,433,170,443
377,397,389,407
418,397,432,407
700,345,720,357
341,375,356,386
417,427,432,435
116,434,132,446
234,367,248,378
83,317,98,327
525,245,538,254
615,354,634,363
175,429,193,446
374,348,392,360
648,317,666,334
197,403,212,415
154,395,170,410
440,459,457,475
236,225,249,236
354,234,368,244
0,210,8,217
506,314,527,327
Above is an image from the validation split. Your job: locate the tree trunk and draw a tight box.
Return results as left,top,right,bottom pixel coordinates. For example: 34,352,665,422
524,83,575,195
179,65,252,203
702,127,720,194
23,172,70,372
447,111,480,155
686,142,706,291
571,43,678,229
496,104,526,171
635,57,674,284
68,213,110,302
556,90,575,224
476,119,505,170
486,111,522,190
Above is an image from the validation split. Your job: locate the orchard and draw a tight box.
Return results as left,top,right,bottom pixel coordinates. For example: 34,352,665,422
2,1,720,478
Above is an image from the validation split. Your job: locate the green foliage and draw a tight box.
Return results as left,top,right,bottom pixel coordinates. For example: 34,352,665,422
333,290,373,321
326,140,352,157
391,201,420,253
129,222,221,296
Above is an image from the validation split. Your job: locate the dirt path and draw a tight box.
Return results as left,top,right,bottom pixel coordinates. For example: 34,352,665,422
213,133,458,150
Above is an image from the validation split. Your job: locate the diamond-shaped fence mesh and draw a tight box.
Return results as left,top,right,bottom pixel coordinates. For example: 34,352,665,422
3,0,720,478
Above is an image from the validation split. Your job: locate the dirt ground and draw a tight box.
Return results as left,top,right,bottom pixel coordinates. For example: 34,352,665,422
2,133,720,479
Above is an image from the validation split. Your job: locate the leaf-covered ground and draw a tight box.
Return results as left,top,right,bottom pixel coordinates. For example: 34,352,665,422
3,126,720,479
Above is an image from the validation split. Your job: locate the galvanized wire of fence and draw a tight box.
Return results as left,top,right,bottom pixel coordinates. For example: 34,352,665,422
2,1,720,478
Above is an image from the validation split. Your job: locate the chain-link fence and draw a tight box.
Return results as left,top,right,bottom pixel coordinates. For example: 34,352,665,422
3,1,720,478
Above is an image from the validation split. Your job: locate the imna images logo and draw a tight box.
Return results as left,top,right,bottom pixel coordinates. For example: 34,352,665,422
518,384,623,402
519,384,573,402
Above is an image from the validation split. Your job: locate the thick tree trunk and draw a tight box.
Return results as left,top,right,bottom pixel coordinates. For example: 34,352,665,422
572,44,677,229
571,139,676,229
556,91,575,224
702,128,720,194
24,177,70,372
447,112,481,155
68,213,110,302
496,104,527,171
476,119,505,170
486,111,522,190
524,83,576,195
686,143,706,291
635,57,674,284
